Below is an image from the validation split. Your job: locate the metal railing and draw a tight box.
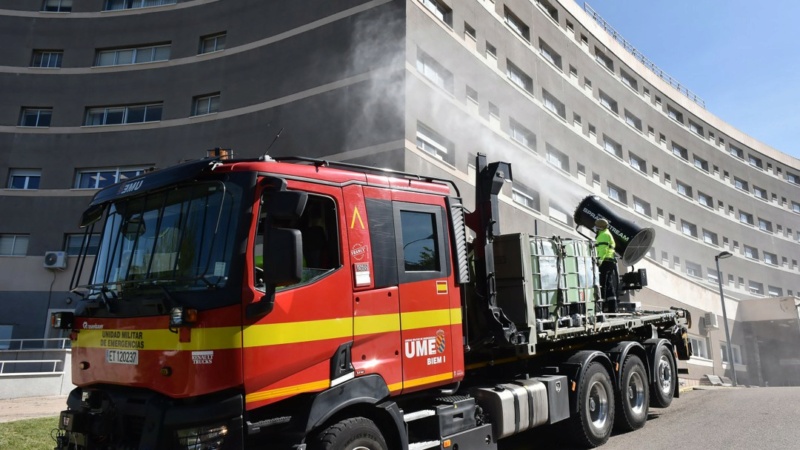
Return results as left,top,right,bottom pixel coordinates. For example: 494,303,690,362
583,2,706,109
0,359,63,374
0,338,71,351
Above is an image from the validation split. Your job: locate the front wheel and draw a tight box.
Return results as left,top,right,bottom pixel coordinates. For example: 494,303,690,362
569,362,615,448
614,354,649,431
312,417,388,450
650,345,676,408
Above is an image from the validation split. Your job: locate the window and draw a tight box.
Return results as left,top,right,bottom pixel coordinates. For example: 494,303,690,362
0,235,29,257
104,0,176,10
42,0,72,12
698,191,712,208
758,218,772,233
598,90,618,114
512,186,540,211
743,245,758,260
506,60,533,93
739,211,754,225
31,50,63,68
620,70,638,90
629,153,646,173
95,44,170,66
546,144,568,172
504,7,530,42
729,145,744,159
748,155,763,170
703,229,718,246
607,182,627,204
84,103,162,126
65,234,101,256
542,89,566,119
416,122,453,164
763,252,777,266
419,0,452,27
693,156,709,172
573,113,581,126
768,286,783,297
688,120,703,136
569,65,578,78
199,32,226,54
603,135,622,159
485,42,497,65
720,342,743,365
537,0,559,21
748,280,764,295
0,325,11,350
793,201,800,213
734,177,749,192
594,47,613,71
539,39,562,70
667,105,683,123
689,336,709,360
7,169,41,190
676,180,692,198
488,103,500,128
633,196,651,217
787,172,799,185
753,185,767,200
661,251,668,265
549,203,571,225
624,110,642,131
192,93,220,116
681,220,698,238
509,118,536,151
464,22,476,41
672,143,688,160
685,261,702,278
417,50,454,93
400,209,440,272
707,268,719,283
75,166,149,189
19,108,52,127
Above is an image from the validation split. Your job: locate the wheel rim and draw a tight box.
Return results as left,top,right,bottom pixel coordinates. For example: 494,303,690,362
627,370,646,414
657,355,672,394
588,379,610,429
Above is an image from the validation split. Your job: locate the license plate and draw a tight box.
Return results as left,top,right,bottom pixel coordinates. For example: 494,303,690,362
106,349,139,365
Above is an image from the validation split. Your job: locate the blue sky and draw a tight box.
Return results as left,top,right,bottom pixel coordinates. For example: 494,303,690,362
582,0,800,161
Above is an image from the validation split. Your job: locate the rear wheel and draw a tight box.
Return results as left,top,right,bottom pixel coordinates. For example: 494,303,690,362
614,355,649,431
312,417,387,450
569,362,615,448
650,345,676,408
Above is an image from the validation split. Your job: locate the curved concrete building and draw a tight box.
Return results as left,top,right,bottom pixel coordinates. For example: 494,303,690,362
1,0,799,386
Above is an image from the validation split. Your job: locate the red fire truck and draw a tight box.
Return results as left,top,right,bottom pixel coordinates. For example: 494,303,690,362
52,153,690,449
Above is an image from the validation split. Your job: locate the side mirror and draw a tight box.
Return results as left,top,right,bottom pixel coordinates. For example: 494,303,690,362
247,227,303,319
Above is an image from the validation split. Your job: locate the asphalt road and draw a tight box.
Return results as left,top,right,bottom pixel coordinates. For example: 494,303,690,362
502,387,800,450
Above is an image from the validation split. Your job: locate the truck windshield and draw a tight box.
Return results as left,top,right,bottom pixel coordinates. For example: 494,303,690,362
89,181,240,294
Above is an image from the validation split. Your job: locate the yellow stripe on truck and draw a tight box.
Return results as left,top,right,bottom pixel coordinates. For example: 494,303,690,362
75,307,462,350
246,379,331,404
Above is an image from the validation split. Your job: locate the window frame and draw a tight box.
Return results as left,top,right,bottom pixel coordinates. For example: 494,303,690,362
31,50,63,68
74,166,149,189
104,0,176,11
192,93,221,116
0,234,29,257
19,108,53,127
199,32,227,54
84,103,163,126
393,202,448,283
8,169,41,190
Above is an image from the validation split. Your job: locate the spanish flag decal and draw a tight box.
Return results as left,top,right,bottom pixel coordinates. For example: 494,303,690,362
436,280,448,295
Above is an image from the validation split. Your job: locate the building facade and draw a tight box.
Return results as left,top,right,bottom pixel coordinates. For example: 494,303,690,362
1,0,799,385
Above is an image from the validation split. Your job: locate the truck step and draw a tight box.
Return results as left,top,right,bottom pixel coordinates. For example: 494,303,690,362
403,410,436,422
409,440,441,450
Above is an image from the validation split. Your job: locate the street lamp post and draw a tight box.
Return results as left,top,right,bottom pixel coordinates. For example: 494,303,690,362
715,251,738,387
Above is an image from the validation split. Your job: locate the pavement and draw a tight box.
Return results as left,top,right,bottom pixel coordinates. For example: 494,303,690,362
0,396,66,423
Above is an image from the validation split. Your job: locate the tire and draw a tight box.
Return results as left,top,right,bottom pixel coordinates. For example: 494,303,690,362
313,417,388,450
614,355,649,432
650,345,676,408
569,362,615,448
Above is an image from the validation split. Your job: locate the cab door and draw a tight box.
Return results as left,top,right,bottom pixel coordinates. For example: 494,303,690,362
393,201,456,394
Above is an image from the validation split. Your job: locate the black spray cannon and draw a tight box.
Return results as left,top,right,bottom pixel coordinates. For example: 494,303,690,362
573,195,655,266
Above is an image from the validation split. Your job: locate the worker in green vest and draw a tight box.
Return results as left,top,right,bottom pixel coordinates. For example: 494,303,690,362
595,218,619,313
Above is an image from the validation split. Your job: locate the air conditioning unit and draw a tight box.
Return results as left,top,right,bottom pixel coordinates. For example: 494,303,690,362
43,251,67,270
704,312,719,330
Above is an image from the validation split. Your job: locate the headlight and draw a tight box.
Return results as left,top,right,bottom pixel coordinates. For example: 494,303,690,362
176,424,228,450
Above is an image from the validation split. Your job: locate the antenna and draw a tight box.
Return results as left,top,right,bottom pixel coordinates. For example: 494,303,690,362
263,127,284,159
